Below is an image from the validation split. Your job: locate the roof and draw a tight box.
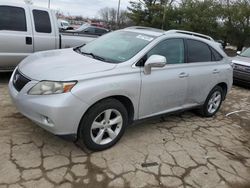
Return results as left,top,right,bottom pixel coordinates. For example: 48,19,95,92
123,26,165,37
165,30,214,41
124,26,214,42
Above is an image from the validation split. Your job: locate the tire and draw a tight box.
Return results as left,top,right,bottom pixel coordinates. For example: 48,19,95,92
78,98,128,151
199,86,223,117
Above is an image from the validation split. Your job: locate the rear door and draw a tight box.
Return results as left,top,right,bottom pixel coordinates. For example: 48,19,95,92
184,39,222,105
30,8,57,52
0,4,33,70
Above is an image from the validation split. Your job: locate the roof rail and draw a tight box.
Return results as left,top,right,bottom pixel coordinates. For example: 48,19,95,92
165,30,214,41
126,26,164,33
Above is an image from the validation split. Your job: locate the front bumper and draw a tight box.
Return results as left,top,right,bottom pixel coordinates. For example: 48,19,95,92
233,70,250,86
8,73,89,136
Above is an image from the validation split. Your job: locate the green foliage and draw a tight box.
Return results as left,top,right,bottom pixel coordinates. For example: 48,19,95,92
128,0,250,49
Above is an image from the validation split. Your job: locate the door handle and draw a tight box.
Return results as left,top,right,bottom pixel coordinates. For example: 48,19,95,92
213,69,220,74
26,37,32,45
179,72,189,78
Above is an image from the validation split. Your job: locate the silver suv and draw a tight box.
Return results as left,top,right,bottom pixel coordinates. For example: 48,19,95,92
9,27,233,151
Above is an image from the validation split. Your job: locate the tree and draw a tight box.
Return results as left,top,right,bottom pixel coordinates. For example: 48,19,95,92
220,0,250,50
98,7,131,29
128,0,250,49
177,0,221,37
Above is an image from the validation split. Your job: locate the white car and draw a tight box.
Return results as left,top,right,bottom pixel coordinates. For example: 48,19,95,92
9,27,233,151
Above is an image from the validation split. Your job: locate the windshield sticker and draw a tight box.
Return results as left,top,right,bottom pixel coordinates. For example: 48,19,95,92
136,35,154,42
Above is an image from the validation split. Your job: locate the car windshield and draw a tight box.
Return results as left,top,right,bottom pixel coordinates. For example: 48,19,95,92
240,48,250,57
79,31,155,63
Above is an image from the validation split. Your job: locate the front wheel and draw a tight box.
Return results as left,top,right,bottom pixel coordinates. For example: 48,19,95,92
199,86,223,117
78,98,128,151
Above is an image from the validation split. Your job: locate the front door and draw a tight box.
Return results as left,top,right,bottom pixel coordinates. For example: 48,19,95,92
139,38,188,119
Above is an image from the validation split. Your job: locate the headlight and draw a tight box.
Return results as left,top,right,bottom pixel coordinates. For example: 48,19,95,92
28,81,77,95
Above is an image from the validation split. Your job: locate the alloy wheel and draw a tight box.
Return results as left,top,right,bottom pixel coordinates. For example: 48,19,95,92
90,109,123,145
207,91,222,114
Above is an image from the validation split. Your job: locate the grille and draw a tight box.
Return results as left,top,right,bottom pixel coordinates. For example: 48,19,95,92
234,64,250,73
13,70,31,92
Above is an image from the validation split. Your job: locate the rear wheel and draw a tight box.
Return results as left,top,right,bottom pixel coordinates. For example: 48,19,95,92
199,86,223,117
78,98,128,151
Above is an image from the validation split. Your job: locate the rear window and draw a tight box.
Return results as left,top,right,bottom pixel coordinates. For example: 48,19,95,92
187,39,212,63
211,47,223,61
95,28,108,35
33,10,52,33
0,6,27,31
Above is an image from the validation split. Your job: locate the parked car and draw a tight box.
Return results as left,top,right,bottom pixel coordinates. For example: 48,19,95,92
0,3,97,72
231,48,250,86
66,23,110,36
9,27,233,151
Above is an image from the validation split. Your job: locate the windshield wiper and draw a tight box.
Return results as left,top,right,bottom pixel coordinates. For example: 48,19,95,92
80,51,111,62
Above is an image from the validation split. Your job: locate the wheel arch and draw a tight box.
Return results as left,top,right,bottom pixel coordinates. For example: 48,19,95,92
216,82,228,100
77,95,135,138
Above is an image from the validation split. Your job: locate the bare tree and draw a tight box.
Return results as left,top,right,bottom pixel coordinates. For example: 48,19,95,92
99,7,131,29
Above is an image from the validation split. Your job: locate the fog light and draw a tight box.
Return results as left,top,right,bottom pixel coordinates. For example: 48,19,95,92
43,116,54,126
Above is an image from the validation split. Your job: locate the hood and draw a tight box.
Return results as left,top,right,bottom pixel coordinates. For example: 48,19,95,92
19,49,116,81
232,55,250,67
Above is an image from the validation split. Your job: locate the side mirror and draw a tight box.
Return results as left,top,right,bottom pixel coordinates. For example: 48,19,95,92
144,55,167,75
237,51,241,55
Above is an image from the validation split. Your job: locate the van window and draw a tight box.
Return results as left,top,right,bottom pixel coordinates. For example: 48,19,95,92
0,6,27,31
33,10,52,33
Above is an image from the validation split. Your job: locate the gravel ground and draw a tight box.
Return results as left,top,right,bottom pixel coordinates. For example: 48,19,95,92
0,73,250,188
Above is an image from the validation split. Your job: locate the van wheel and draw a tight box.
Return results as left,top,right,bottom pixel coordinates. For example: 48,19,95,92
199,86,223,117
78,98,128,151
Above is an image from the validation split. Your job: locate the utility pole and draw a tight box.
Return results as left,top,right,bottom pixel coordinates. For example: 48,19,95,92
48,0,51,8
162,0,167,30
117,0,121,29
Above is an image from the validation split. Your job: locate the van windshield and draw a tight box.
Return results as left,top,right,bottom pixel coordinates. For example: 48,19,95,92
79,31,155,63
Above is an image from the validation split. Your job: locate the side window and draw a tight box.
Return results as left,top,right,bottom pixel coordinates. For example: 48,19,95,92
83,27,96,34
211,47,223,61
95,28,107,35
33,10,52,33
187,39,212,63
0,6,27,31
147,39,185,64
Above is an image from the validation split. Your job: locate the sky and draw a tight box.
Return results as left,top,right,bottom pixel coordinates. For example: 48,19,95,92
6,0,135,18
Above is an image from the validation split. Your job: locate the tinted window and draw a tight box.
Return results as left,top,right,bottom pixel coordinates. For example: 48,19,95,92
187,39,212,63
0,6,27,31
95,28,107,35
147,39,184,64
211,48,223,61
33,10,52,33
83,27,95,34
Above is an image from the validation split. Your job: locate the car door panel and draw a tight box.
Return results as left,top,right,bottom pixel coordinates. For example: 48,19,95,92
184,62,219,105
184,39,221,105
139,65,188,118
139,38,188,119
